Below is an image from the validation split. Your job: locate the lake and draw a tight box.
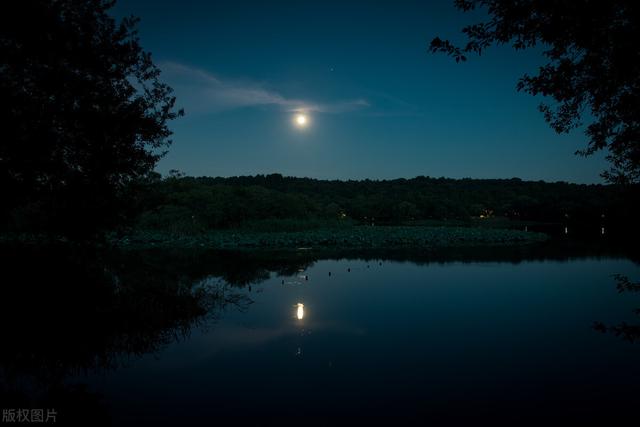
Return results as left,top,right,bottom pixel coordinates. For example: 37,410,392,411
1,241,639,425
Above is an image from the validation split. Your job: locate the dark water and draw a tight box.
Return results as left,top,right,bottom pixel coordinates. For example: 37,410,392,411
1,242,639,426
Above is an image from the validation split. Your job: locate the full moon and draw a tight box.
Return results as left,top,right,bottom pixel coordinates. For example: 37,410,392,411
294,114,308,127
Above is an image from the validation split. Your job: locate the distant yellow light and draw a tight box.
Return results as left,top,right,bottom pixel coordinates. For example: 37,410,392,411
296,303,304,320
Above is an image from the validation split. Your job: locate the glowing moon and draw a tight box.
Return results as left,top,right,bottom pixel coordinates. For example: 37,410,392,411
294,114,308,127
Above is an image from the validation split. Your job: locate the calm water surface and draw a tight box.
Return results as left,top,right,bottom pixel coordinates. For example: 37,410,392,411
2,244,639,425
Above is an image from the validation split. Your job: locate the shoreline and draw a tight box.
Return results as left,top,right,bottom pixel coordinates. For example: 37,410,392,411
109,226,549,250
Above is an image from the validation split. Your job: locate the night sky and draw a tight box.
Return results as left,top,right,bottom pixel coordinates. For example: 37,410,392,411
113,0,607,183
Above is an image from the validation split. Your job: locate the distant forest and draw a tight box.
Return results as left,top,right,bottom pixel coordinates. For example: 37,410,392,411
131,173,638,232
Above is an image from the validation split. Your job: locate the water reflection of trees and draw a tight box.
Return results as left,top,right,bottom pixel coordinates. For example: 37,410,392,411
159,239,636,282
0,245,253,425
594,274,640,343
1,240,636,423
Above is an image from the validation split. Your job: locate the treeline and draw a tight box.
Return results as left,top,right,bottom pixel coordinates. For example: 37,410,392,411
130,173,638,232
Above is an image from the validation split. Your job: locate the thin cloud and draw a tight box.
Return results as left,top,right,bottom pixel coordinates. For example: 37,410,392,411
160,61,369,114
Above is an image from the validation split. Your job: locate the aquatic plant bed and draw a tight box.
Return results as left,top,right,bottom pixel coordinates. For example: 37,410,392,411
112,226,548,250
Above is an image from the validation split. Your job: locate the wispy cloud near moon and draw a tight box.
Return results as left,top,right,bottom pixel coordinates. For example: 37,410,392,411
160,61,369,114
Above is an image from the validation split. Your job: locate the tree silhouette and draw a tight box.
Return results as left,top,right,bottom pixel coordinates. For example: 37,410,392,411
0,0,183,236
430,0,640,184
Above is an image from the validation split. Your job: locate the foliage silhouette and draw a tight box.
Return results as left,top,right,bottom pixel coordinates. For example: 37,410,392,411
130,173,638,231
431,0,640,183
0,0,182,237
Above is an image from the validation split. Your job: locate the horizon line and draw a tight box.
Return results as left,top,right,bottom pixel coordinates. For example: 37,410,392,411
157,171,611,186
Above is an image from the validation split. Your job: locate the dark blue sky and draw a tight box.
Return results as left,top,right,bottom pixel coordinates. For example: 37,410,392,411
113,0,606,183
